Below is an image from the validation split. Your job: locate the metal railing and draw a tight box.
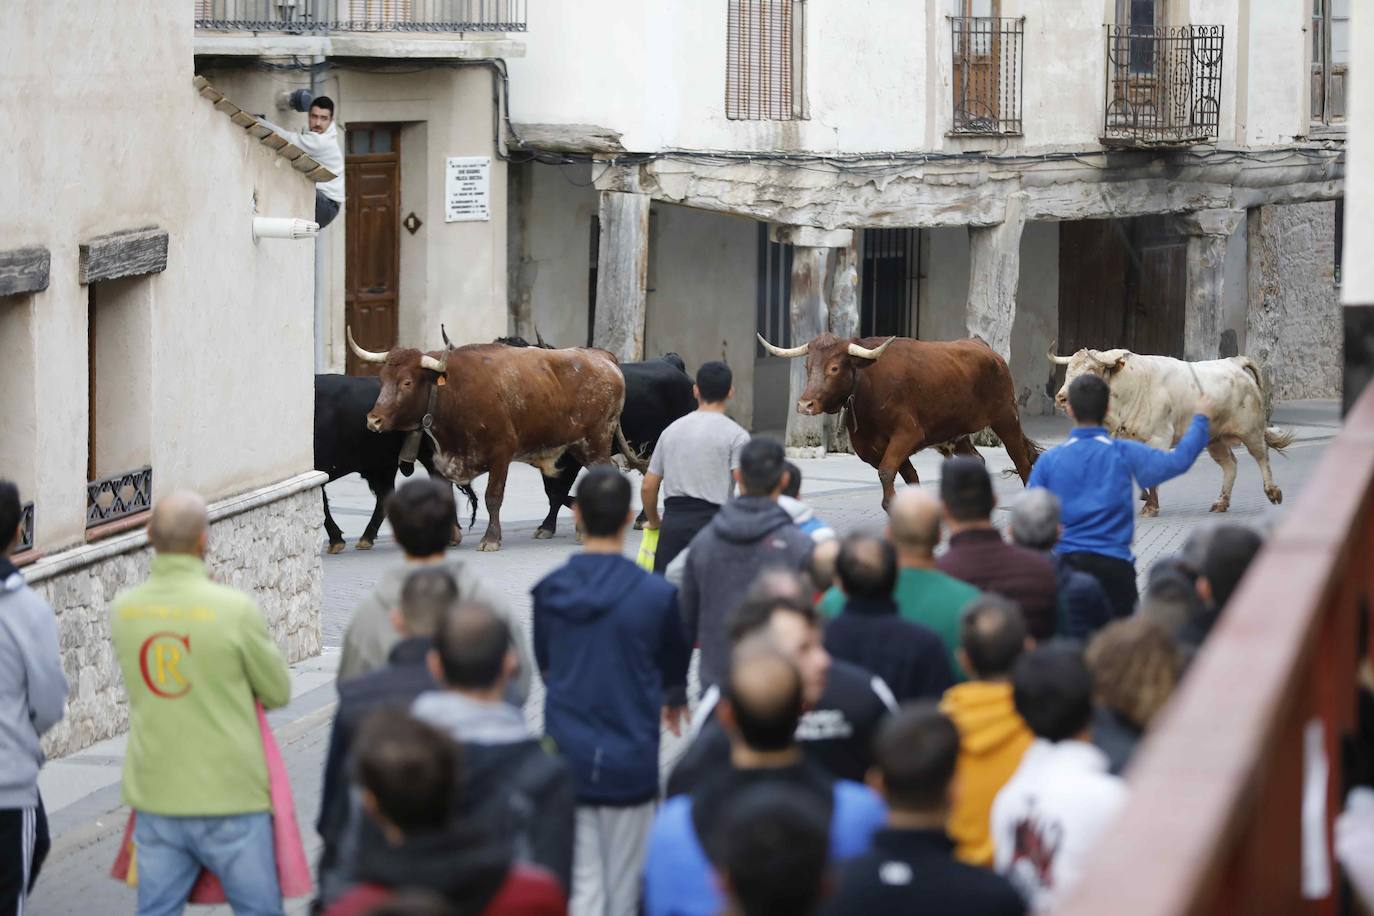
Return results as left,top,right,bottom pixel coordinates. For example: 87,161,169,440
87,467,153,529
194,0,526,33
1060,383,1374,915
1103,24,1223,146
950,16,1023,136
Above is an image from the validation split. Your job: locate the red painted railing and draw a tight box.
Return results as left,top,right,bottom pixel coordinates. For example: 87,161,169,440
1060,384,1374,915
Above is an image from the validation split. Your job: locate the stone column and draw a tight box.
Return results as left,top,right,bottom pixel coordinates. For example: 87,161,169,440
966,192,1027,361
592,190,650,362
826,237,861,453
771,226,855,452
1178,208,1245,362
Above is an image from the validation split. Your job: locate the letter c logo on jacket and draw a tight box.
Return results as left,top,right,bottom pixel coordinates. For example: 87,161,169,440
139,632,192,698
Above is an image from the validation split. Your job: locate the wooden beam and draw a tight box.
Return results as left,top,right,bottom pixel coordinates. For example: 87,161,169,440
79,227,168,285
0,246,51,298
785,246,831,451
510,122,626,155
592,192,650,362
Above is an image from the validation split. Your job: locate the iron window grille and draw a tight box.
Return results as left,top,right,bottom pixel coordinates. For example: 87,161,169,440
727,0,807,121
193,0,527,33
860,229,920,339
87,467,153,529
1103,24,1224,146
16,502,33,554
949,16,1024,136
755,224,795,357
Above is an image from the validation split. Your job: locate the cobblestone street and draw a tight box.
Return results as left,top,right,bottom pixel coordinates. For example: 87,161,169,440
30,402,1338,914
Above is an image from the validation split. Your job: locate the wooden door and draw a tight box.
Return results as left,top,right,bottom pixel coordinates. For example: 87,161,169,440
953,0,1001,126
345,124,401,377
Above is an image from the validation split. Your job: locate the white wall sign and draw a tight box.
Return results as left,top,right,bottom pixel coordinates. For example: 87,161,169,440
445,156,491,223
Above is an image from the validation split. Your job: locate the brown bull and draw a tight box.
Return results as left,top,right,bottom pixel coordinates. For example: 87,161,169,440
757,332,1041,509
348,328,632,551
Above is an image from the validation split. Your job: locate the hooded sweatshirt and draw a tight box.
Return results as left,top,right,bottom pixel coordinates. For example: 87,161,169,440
940,680,1033,866
679,496,814,692
0,559,67,808
338,556,530,704
532,553,690,806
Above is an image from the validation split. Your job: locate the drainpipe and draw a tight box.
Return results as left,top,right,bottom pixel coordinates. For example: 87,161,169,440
311,57,327,372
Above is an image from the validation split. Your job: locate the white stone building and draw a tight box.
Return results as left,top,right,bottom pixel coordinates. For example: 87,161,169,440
505,0,1347,444
0,1,325,754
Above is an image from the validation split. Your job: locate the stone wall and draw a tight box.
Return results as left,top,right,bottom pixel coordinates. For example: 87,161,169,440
1246,202,1343,399
31,484,323,758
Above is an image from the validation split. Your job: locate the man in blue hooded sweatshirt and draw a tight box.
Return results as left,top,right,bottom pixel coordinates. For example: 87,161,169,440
532,466,691,916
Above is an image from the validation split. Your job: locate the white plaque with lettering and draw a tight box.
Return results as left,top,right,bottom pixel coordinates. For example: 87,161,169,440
444,156,491,222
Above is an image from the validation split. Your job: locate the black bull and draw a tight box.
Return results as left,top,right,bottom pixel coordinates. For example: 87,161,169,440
313,374,476,553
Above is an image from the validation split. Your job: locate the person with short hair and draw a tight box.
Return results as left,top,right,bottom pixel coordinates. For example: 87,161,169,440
826,705,1025,916
411,603,575,890
778,461,836,542
939,595,1034,866
668,585,898,794
823,535,954,702
643,644,885,916
641,360,751,573
1179,523,1264,648
1085,617,1183,774
260,95,344,228
532,467,690,915
820,487,979,679
322,713,565,916
0,481,66,914
1029,373,1213,619
338,478,528,698
937,458,1059,640
317,566,455,902
714,783,832,916
110,490,291,915
991,644,1127,911
1139,560,1207,647
1010,489,1113,640
679,435,815,698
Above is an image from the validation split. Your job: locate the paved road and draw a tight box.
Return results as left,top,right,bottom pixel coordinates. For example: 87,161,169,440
30,402,1338,913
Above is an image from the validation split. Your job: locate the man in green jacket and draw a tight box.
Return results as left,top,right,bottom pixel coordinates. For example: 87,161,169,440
111,490,291,916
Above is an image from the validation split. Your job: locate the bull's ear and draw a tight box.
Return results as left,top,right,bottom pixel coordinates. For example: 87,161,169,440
1089,348,1129,373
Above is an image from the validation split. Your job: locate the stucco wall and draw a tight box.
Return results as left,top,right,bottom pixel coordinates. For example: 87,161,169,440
1246,201,1341,400
1344,5,1374,308
1240,0,1307,144
519,161,600,349
920,228,971,342
0,1,317,551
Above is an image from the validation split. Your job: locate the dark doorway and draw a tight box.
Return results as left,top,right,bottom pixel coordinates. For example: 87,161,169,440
345,123,401,376
860,228,919,338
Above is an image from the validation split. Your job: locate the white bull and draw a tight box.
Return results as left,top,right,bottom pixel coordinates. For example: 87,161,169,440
1047,346,1295,517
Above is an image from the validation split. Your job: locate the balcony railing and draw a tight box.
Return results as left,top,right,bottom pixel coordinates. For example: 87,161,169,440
950,16,1023,136
194,0,527,33
1060,382,1374,914
1103,24,1223,146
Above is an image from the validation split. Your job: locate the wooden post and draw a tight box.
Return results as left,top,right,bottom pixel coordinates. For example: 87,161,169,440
1178,208,1245,362
786,246,831,451
827,237,861,453
592,191,650,362
966,192,1026,361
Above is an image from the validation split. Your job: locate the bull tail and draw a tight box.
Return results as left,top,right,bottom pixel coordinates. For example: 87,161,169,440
1265,427,1296,452
457,484,479,528
1236,356,1275,425
615,425,649,474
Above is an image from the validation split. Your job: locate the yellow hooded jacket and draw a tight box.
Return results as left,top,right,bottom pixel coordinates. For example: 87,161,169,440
940,680,1033,866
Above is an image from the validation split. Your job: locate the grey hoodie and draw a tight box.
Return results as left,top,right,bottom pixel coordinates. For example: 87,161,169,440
337,557,531,705
0,561,68,808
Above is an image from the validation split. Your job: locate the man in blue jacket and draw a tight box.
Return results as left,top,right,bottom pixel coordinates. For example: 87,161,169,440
1029,373,1213,618
532,466,691,916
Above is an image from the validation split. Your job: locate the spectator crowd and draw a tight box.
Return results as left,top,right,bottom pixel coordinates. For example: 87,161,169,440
3,366,1297,916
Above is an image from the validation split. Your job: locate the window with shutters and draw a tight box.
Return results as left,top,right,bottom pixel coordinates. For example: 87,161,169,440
1311,0,1349,126
726,0,807,121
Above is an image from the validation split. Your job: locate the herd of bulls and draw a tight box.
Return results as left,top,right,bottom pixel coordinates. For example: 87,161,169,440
313,327,1293,552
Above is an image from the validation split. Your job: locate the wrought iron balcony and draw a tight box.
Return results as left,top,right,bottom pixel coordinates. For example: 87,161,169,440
1103,24,1224,147
949,16,1024,136
194,0,526,33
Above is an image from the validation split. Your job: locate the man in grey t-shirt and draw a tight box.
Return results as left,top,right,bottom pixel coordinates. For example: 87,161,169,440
641,360,750,574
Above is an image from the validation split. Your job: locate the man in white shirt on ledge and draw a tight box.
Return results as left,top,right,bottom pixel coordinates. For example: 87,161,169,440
262,95,345,228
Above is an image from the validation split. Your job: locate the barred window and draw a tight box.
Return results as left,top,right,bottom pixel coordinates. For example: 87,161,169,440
726,0,807,121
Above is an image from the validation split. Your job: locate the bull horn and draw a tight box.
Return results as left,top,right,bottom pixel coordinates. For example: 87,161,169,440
534,323,550,349
347,326,388,364
756,333,810,359
1045,340,1073,365
441,324,454,350
420,353,448,374
848,336,897,360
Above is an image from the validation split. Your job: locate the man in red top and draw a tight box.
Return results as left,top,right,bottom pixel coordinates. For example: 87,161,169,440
325,713,564,916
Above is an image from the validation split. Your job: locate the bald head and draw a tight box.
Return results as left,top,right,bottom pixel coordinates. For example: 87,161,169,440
887,488,942,555
148,490,208,555
725,637,803,752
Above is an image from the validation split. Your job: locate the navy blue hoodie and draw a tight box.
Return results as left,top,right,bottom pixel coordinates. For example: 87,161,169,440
532,554,691,806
